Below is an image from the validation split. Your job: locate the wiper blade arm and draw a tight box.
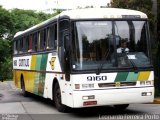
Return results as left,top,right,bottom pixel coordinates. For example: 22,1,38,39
125,53,138,72
96,49,110,75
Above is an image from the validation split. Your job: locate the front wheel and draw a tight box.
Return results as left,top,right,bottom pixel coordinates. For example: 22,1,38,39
21,78,28,97
113,104,129,111
53,83,68,112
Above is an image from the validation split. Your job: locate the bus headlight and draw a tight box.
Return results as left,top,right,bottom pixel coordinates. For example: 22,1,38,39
82,84,94,89
82,95,95,100
75,84,80,89
141,92,152,96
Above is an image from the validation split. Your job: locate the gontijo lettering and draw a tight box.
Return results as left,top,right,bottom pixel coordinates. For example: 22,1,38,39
19,59,29,67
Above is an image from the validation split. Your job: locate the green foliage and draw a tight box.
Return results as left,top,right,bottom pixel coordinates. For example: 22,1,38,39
55,9,63,14
10,9,53,37
0,57,12,80
0,6,14,39
158,0,160,42
155,88,160,97
111,0,152,10
0,6,59,80
0,39,11,62
158,0,160,20
0,39,12,80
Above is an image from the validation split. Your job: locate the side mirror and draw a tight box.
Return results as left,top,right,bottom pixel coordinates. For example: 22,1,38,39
64,35,70,81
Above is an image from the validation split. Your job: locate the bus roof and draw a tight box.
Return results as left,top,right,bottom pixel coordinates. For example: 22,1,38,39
14,8,147,38
60,8,147,19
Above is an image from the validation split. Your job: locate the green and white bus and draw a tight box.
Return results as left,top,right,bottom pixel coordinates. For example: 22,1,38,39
13,8,154,112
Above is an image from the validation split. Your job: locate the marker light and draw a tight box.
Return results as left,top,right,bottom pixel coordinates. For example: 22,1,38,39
75,84,80,89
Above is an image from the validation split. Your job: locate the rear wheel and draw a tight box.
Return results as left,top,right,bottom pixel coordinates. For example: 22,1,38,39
21,77,28,97
113,104,129,111
53,82,68,112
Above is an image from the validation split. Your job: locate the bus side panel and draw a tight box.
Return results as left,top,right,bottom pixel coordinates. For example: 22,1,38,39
24,71,35,93
13,53,64,99
60,79,74,107
15,70,22,88
43,53,62,99
13,70,25,89
43,73,54,99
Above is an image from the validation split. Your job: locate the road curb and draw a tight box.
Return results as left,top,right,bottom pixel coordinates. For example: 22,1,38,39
153,98,160,104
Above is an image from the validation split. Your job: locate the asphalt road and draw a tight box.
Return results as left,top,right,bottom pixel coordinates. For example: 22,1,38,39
0,81,160,120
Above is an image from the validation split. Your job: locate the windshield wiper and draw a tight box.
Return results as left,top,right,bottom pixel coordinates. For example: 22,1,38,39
124,53,138,72
96,49,110,75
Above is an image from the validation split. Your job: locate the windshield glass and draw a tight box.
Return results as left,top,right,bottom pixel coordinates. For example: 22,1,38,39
115,21,151,68
72,21,151,71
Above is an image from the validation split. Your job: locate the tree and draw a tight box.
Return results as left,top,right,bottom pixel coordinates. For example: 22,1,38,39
0,6,13,81
10,9,53,38
157,0,160,43
0,39,12,81
0,6,14,39
0,7,57,80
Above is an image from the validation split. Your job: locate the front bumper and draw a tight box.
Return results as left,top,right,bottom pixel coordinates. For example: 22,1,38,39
71,87,154,108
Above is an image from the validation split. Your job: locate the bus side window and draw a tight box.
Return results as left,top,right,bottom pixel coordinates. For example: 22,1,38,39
40,29,47,50
14,40,18,54
28,34,32,52
25,35,29,52
17,39,20,54
47,24,57,50
59,20,69,47
19,37,24,53
32,32,38,52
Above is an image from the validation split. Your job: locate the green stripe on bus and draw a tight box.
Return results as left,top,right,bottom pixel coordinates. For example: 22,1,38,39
35,55,42,71
40,54,48,71
38,54,48,96
115,72,129,82
38,73,46,96
126,72,139,82
34,55,42,94
34,72,40,95
33,54,48,96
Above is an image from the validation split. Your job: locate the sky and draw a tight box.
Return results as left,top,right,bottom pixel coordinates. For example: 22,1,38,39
0,0,111,11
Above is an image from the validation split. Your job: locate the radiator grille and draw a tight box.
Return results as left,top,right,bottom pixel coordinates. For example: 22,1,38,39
98,82,136,87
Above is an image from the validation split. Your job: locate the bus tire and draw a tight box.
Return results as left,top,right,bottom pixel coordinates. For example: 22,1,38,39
20,77,28,97
113,104,129,111
53,82,68,112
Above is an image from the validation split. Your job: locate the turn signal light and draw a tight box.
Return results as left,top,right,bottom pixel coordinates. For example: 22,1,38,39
75,84,80,89
141,92,152,96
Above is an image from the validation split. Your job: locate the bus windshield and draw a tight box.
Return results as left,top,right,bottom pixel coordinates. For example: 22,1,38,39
72,20,152,71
